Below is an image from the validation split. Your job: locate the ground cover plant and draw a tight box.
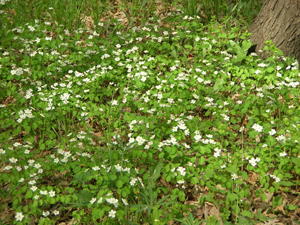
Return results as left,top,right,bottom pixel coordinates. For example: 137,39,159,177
1,0,300,224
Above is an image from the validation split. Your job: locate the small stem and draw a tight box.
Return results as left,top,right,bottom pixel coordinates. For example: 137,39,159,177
235,200,238,224
241,130,243,172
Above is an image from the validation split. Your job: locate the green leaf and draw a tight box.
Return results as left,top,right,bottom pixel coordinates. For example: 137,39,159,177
33,122,38,130
110,174,117,180
191,177,198,184
228,34,236,39
279,181,294,186
240,210,253,218
24,124,31,132
236,53,247,62
202,48,206,56
292,157,300,165
158,152,164,159
13,126,21,135
272,195,282,209
286,204,298,211
199,156,205,165
261,194,267,202
151,159,163,183
263,45,269,51
226,192,238,202
135,80,143,88
225,164,238,173
170,49,177,58
199,146,206,154
75,190,93,203
39,143,45,150
212,78,223,93
242,40,252,51
205,169,214,178
21,185,27,193
234,179,243,184
92,208,103,219
25,190,33,199
116,180,123,188
32,200,38,208
276,48,284,56
49,198,56,204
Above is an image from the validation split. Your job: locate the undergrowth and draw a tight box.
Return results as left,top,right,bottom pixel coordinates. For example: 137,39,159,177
1,0,300,224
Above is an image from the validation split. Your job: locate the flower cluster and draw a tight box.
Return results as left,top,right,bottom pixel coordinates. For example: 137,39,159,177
248,157,261,167
252,123,263,132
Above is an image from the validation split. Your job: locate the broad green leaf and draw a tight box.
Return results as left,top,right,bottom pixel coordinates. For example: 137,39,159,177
199,156,205,165
279,181,294,186
212,78,223,93
225,164,238,173
242,40,252,51
240,210,253,218
292,157,300,165
116,180,123,188
205,169,214,178
226,192,238,201
92,208,103,219
152,159,163,183
75,190,93,202
25,190,33,199
191,177,198,184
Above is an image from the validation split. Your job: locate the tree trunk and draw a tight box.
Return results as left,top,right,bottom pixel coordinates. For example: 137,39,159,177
249,0,300,62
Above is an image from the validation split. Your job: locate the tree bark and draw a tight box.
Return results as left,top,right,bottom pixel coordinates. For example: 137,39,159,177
249,0,300,62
